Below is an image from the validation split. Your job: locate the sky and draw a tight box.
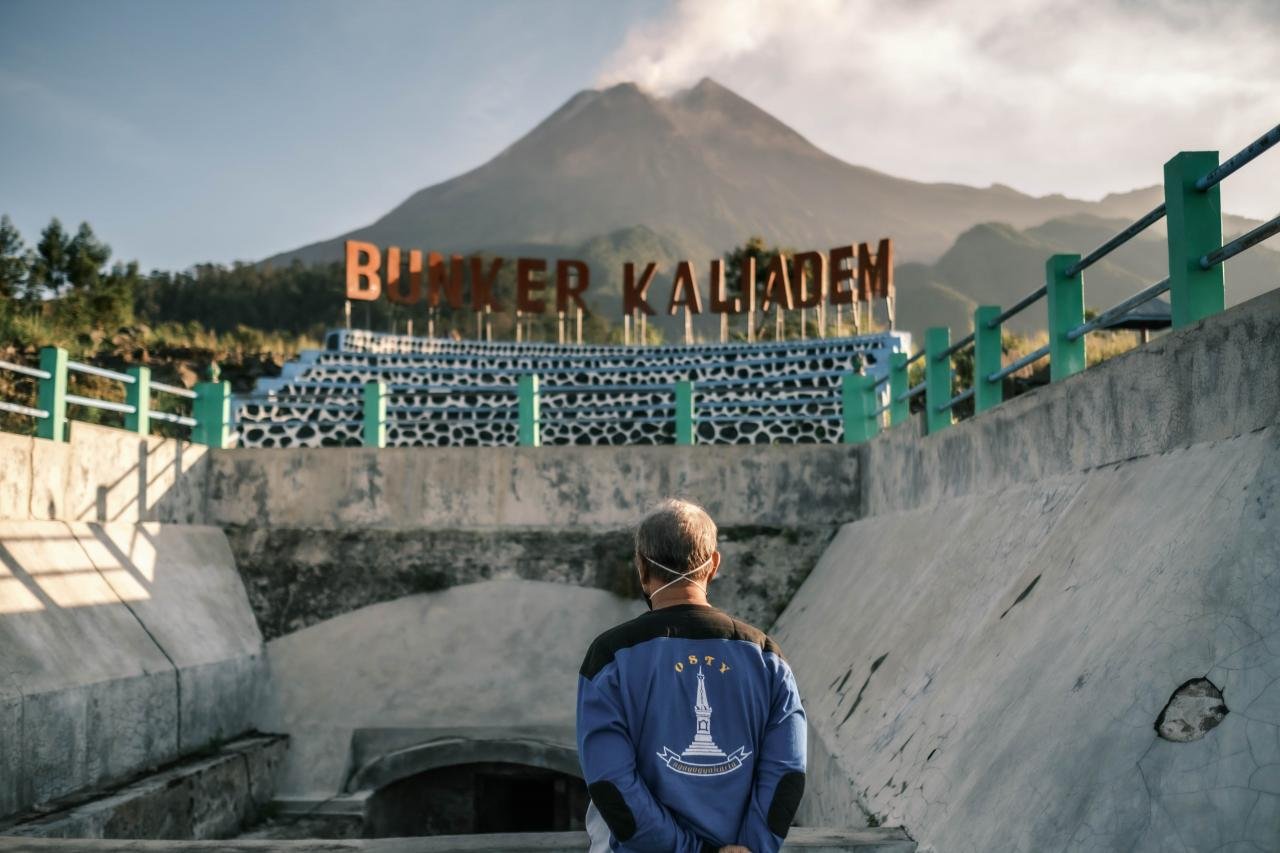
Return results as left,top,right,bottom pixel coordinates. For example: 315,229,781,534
1,0,1276,271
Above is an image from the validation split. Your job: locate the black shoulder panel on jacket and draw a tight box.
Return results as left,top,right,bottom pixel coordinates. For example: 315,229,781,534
767,771,806,837
579,604,784,679
587,781,636,841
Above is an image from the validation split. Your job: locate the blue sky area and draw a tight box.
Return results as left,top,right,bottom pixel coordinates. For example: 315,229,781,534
0,0,664,269
2,0,1275,271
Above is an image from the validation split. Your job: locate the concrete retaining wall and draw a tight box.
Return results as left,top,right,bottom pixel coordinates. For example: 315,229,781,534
228,523,835,640
781,429,1280,851
0,521,265,820
864,287,1280,517
2,735,285,840
0,424,209,524
204,444,860,529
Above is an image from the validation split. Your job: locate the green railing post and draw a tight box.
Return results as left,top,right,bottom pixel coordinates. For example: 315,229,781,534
362,380,387,448
924,327,952,434
973,306,1003,414
518,374,540,447
36,346,67,442
1046,254,1085,382
125,365,150,436
888,352,909,426
841,373,880,444
1165,150,1224,328
675,380,695,446
192,380,230,448
841,374,863,444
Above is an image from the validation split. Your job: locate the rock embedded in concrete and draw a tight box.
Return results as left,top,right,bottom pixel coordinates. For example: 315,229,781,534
1154,678,1228,743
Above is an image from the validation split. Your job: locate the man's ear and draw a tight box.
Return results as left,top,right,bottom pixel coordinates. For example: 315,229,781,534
706,551,721,583
634,554,649,588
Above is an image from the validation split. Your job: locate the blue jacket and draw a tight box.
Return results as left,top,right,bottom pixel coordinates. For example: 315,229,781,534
576,603,807,852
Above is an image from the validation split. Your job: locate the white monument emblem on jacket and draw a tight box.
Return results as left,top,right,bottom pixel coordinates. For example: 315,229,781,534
657,667,751,776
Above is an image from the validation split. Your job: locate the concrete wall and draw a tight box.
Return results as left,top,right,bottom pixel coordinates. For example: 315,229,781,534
778,291,1280,850
0,423,209,524
864,287,1280,517
780,429,1280,851
204,444,860,529
255,579,643,801
229,523,835,640
3,735,285,840
0,521,265,820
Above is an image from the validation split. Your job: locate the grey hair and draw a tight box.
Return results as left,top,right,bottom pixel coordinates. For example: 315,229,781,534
634,498,718,581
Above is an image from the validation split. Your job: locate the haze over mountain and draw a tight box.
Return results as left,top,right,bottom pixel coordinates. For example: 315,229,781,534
269,78,1172,268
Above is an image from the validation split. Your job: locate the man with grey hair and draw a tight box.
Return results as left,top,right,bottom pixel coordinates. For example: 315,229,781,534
577,498,807,853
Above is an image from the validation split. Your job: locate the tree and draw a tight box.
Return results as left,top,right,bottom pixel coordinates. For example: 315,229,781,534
29,217,70,299
0,215,28,302
65,222,111,293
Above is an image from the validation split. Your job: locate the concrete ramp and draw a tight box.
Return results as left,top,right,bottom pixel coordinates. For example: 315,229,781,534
776,427,1280,852
0,521,265,820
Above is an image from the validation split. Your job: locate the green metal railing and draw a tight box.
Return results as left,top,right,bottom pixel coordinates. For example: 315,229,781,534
839,124,1279,443
0,346,213,445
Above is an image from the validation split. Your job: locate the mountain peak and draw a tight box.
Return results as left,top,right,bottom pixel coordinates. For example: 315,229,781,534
266,78,1165,277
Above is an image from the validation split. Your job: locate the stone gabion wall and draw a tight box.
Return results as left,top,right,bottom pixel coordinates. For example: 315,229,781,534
233,330,905,448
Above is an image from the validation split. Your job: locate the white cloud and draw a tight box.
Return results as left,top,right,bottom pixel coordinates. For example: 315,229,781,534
599,0,1280,220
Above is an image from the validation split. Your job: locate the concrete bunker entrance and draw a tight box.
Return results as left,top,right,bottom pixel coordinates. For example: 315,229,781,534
350,735,587,837
364,761,588,836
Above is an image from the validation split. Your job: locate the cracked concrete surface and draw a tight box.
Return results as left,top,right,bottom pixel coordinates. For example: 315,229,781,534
779,426,1280,852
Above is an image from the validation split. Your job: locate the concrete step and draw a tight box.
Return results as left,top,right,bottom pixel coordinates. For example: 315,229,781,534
0,827,916,851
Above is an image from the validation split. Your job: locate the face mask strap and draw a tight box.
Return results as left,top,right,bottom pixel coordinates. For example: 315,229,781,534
638,553,712,598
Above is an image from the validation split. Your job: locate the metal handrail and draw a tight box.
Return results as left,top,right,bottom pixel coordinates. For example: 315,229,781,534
1200,214,1280,269
1195,123,1280,191
1067,278,1171,342
1063,203,1168,278
698,396,841,410
542,383,675,394
387,403,518,415
231,418,365,428
65,394,135,415
150,410,197,427
869,402,892,419
0,400,48,419
0,359,51,380
987,345,1050,383
699,413,843,424
67,360,134,384
987,287,1047,329
897,382,926,403
151,380,197,399
551,401,673,416
247,401,362,413
906,350,925,366
936,387,974,412
698,369,845,389
541,414,671,426
934,332,975,362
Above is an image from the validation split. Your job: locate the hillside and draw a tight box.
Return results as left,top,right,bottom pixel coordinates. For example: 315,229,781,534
266,79,1171,269
893,213,1280,340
